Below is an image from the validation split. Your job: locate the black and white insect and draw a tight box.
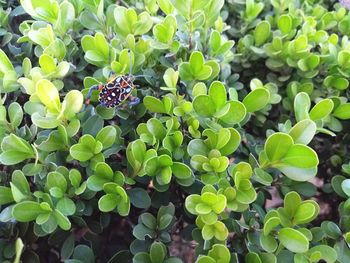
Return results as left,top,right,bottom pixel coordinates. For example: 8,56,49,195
85,50,147,108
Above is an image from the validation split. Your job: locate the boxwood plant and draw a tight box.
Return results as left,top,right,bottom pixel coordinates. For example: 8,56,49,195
0,0,350,262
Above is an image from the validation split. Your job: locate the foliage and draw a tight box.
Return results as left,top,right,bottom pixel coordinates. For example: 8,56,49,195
0,0,350,262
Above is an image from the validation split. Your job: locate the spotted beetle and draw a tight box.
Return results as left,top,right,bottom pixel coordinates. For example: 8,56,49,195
85,50,146,108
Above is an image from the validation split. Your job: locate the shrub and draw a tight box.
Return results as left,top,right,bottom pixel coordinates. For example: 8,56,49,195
0,0,350,262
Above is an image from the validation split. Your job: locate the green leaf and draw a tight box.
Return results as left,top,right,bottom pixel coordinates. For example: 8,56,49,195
193,83,207,97
278,14,292,34
150,242,166,263
39,54,56,73
11,170,30,202
338,50,350,68
98,194,118,212
188,139,209,156
254,21,271,46
301,54,321,72
140,213,157,229
341,179,350,197
12,201,46,222
128,188,151,209
281,144,319,168
265,133,294,162
21,0,59,23
72,245,94,263
156,166,172,185
87,162,113,191
289,119,316,145
196,256,216,263
172,162,192,179
36,79,61,113
293,202,318,225
202,224,214,240
143,96,168,113
70,135,97,162
333,103,350,120
63,90,84,119
190,51,205,75
253,168,273,186
61,234,75,260
264,216,281,235
153,16,175,44
243,88,270,112
196,203,211,214
332,175,347,198
322,221,342,239
50,187,64,198
53,210,71,231
147,118,166,140
308,245,337,263
325,76,349,90
47,171,67,193
207,244,231,262
8,102,23,128
0,186,14,205
69,169,82,189
163,68,178,89
31,113,61,129
208,81,227,110
157,0,174,14
45,38,67,60
245,252,262,263
260,253,277,263
135,12,153,35
158,214,173,230
0,48,15,72
164,258,182,263
202,221,228,241
114,7,152,37
96,126,117,149
278,228,309,253
210,30,221,53
193,95,216,117
0,49,18,92
278,166,317,182
1,148,34,166
309,99,334,121
0,134,35,165
83,114,104,137
133,223,156,240
14,238,24,263
220,101,246,125
294,92,310,122
82,33,110,67
56,197,76,216
126,139,147,173
284,191,301,217
70,144,95,161
260,234,278,253
179,51,212,81
134,253,152,263
56,1,75,34
79,10,101,30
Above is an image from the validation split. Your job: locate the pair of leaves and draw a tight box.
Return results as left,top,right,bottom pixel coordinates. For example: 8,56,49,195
193,81,246,124
0,134,36,165
261,132,319,181
179,52,219,81
70,126,117,162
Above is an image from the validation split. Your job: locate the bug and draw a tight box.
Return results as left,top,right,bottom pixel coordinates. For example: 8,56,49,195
85,50,145,108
